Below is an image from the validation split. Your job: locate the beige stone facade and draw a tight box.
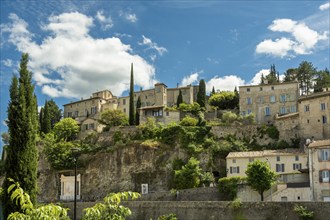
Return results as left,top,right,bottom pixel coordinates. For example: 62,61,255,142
239,82,299,124
308,140,330,201
226,149,308,180
63,84,199,131
298,91,330,140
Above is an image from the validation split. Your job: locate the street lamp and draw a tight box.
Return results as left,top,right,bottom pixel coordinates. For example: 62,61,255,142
71,148,80,220
266,158,272,201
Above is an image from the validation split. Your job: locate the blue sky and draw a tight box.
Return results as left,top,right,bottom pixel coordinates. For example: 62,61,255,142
0,0,329,152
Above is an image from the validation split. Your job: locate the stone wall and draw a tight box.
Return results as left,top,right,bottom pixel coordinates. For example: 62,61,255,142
63,201,330,220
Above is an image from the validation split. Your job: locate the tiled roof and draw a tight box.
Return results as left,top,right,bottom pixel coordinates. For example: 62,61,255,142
226,148,304,158
308,139,330,148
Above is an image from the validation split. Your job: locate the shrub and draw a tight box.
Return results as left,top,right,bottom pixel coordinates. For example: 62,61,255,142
218,176,245,200
265,125,279,140
201,172,215,186
180,116,198,126
222,111,238,124
293,204,314,220
173,157,202,190
158,213,178,220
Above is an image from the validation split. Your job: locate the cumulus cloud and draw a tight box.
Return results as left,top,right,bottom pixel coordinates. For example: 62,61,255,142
256,18,328,57
320,2,330,10
139,35,167,56
250,69,270,85
180,72,200,86
1,12,156,98
206,75,245,93
1,59,13,67
95,10,113,30
119,11,138,23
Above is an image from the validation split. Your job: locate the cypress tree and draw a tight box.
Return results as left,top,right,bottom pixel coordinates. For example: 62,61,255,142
211,86,216,96
177,90,183,106
3,53,38,218
129,63,135,125
47,99,62,128
197,79,206,108
135,95,141,125
42,100,51,134
39,107,44,133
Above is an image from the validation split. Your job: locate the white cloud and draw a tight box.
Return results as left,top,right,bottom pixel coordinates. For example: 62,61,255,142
119,11,138,23
139,35,168,58
256,18,328,57
1,59,13,67
206,75,245,93
180,72,200,86
2,12,156,98
114,33,132,38
95,10,113,30
320,2,330,10
250,69,270,85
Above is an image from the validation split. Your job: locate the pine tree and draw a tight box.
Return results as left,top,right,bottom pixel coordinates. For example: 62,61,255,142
197,79,206,108
260,74,265,85
40,99,61,134
297,61,316,95
135,95,141,125
3,53,38,218
177,90,183,106
129,63,135,125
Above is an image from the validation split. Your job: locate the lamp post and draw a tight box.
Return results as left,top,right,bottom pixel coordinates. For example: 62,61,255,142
71,148,80,220
266,158,272,201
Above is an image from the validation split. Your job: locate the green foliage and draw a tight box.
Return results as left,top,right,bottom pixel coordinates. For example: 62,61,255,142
201,172,215,186
293,204,314,220
230,198,243,209
265,125,279,140
138,117,159,139
275,140,290,149
283,68,298,82
52,118,80,142
314,68,330,93
141,139,161,148
136,95,141,125
245,160,278,201
180,116,198,126
297,61,317,95
173,157,202,189
177,90,183,106
264,64,279,84
82,191,140,220
3,53,39,217
178,102,203,116
218,177,245,200
158,122,182,145
98,109,129,129
40,99,62,134
197,79,206,108
208,91,239,110
6,178,69,220
129,63,135,125
158,213,178,220
222,111,239,124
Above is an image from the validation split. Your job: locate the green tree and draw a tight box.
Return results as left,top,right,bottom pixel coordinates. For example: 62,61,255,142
41,100,51,134
180,115,198,126
245,160,277,201
82,191,140,220
129,63,135,125
197,79,206,108
47,99,62,128
283,68,298,82
177,90,183,106
265,64,279,84
178,102,202,116
211,86,216,96
52,118,80,142
99,109,129,129
297,61,317,95
173,157,202,189
135,95,141,125
314,68,330,93
3,53,39,218
208,91,238,110
5,178,69,220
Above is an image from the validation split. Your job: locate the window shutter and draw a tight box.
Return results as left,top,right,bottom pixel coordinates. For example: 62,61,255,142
299,163,302,169
230,167,232,174
276,164,279,172
237,166,240,173
282,164,285,172
320,171,323,182
293,164,295,170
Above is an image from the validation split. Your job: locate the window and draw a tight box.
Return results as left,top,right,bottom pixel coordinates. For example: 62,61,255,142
304,105,310,112
276,164,285,172
271,86,274,90
242,111,246,116
321,103,326,110
290,105,296,113
320,149,330,161
152,109,163,117
145,96,148,99
247,109,252,115
320,170,330,183
265,107,271,116
232,159,236,163
230,166,240,174
123,108,126,113
258,96,263,103
260,87,263,91
293,163,302,170
84,124,88,130
280,94,286,102
277,156,280,161
295,155,299,161
123,99,126,105
74,111,79,117
270,95,276,103
322,116,327,124
166,112,169,116
156,87,161,93
144,110,147,116
68,112,72,117
246,97,252,105
280,107,286,114
247,88,250,92
91,107,97,114
88,123,94,130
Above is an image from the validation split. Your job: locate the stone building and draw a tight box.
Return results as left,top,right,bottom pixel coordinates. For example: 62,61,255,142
308,139,330,201
239,82,299,124
63,83,199,131
298,91,330,140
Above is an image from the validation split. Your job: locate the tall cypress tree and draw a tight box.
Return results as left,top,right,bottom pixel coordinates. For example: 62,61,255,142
42,100,51,134
39,107,44,133
197,79,206,108
211,86,216,96
135,95,141,125
177,90,183,106
129,63,135,125
3,53,38,218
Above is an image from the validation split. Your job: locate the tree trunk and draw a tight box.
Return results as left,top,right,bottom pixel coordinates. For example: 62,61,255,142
260,191,264,201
